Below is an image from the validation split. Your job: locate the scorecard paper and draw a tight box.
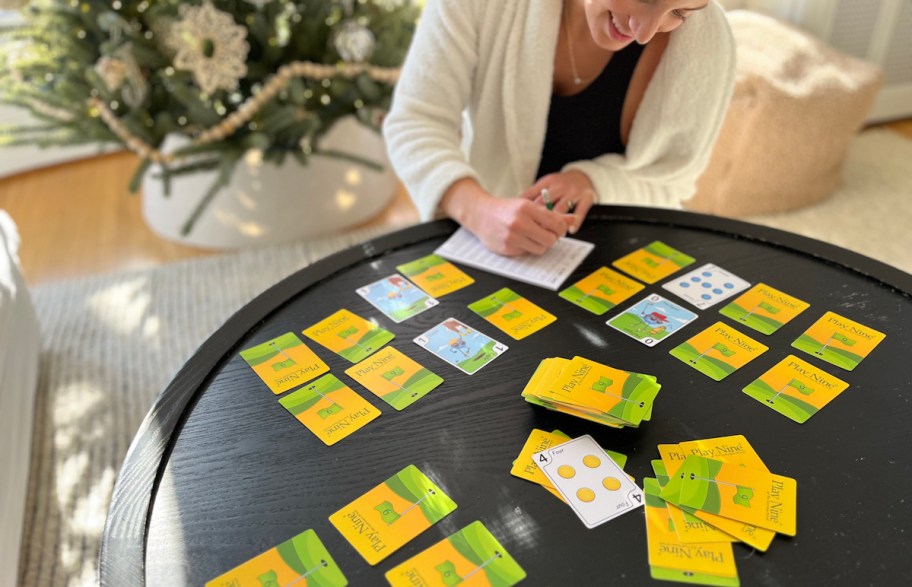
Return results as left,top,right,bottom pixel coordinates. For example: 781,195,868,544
435,227,594,290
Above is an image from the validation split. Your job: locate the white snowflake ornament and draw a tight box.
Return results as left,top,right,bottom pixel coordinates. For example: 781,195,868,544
168,0,250,95
333,20,376,63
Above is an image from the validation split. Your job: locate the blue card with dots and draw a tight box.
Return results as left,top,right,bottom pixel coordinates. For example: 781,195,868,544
661,263,750,310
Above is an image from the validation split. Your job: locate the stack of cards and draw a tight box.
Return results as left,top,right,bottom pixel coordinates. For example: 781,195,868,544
642,435,798,585
520,356,662,428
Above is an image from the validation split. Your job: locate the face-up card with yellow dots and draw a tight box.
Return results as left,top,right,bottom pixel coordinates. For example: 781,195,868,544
278,374,380,446
304,309,395,363
384,521,526,587
791,311,886,371
667,455,797,536
329,465,457,565
719,283,809,335
467,287,556,340
743,355,849,423
396,254,475,298
558,266,644,315
345,346,444,411
205,528,347,587
670,322,768,381
239,332,330,394
533,435,644,528
612,241,696,284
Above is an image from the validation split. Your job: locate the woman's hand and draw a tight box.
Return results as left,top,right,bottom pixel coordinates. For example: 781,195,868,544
520,170,597,235
440,178,570,256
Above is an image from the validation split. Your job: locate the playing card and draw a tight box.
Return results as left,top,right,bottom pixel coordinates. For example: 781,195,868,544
791,311,886,371
277,374,380,446
345,346,444,411
384,521,526,587
719,283,809,335
662,263,750,310
303,309,395,363
396,253,475,298
205,529,347,587
643,478,740,586
612,241,696,284
356,274,438,323
239,332,329,394
743,355,849,423
607,293,698,346
468,287,556,340
558,266,644,315
669,322,768,381
329,465,457,565
668,456,797,536
534,435,644,529
413,318,508,375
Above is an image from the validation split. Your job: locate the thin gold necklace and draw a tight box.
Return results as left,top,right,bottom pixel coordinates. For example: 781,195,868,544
563,2,589,85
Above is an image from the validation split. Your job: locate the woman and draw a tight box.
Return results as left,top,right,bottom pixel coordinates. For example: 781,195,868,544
383,0,735,256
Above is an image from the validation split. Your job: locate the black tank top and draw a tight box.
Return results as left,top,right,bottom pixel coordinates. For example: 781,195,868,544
536,42,646,178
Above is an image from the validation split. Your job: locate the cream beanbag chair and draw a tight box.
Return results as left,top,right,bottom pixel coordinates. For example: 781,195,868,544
686,10,883,216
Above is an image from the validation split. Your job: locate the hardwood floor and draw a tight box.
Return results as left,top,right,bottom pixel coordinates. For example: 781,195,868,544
1,121,910,287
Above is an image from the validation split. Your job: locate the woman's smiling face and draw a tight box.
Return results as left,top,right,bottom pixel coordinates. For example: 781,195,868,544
581,0,709,49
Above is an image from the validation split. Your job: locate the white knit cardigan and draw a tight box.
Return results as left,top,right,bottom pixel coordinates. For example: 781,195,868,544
383,0,736,221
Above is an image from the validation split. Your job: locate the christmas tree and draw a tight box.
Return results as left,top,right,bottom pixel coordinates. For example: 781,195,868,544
0,0,419,234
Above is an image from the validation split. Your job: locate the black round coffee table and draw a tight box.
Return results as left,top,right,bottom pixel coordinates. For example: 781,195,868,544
100,205,912,586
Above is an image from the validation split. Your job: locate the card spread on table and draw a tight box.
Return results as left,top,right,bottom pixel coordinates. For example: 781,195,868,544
643,478,740,586
668,455,797,536
534,435,644,528
719,283,809,335
278,373,380,446
468,287,556,340
396,253,475,298
413,318,508,375
356,274,438,323
611,241,696,284
558,266,644,315
521,357,662,429
791,311,886,371
384,521,526,587
743,355,849,423
662,263,751,310
239,332,329,394
344,346,444,411
329,465,457,565
670,322,768,381
303,309,395,363
607,293,698,347
205,528,347,587
658,440,775,552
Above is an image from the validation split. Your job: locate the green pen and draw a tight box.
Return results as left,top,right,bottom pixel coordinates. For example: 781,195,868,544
540,188,554,211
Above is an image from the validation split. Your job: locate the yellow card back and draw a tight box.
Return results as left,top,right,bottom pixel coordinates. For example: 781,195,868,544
468,288,556,340
510,428,569,487
612,241,696,284
558,266,644,315
329,465,457,565
719,283,809,335
396,254,474,298
239,332,329,394
743,355,850,423
792,311,886,371
303,309,395,363
670,322,768,381
278,374,380,446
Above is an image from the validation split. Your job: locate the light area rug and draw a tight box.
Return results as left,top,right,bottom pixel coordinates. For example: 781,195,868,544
18,129,911,586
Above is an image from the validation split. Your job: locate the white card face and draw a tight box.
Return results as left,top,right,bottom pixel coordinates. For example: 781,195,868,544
661,263,750,310
607,294,698,347
413,318,508,375
356,274,438,323
534,435,644,529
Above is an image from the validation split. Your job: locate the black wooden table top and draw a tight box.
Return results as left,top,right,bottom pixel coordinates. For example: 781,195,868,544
100,206,912,586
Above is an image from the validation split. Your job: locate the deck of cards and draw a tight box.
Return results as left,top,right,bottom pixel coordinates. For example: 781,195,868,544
520,356,662,428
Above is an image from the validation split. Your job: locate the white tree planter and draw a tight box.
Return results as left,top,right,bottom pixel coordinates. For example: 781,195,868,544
141,116,396,249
